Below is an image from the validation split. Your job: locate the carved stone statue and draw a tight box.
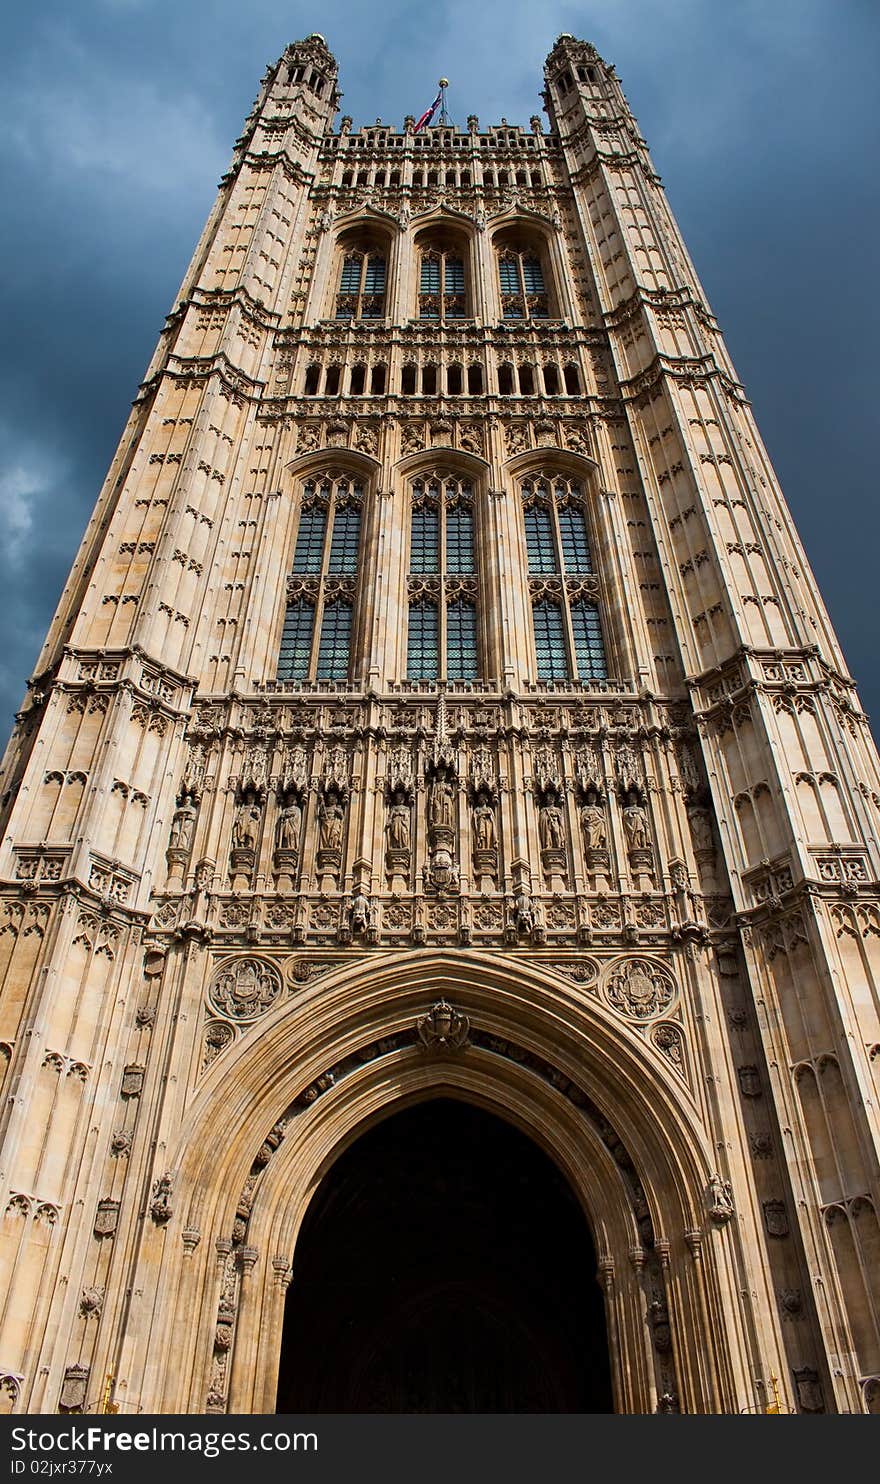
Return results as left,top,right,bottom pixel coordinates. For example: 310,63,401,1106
472,801,496,851
169,800,196,852
514,888,535,935
539,803,565,851
688,807,714,854
350,890,371,934
623,802,650,851
318,798,345,852
580,803,607,851
386,792,411,851
429,775,455,830
275,799,302,852
708,1172,735,1224
231,800,262,852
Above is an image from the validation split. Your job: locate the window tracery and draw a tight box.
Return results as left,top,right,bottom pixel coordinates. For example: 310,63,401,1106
521,475,607,683
406,475,479,682
278,473,364,684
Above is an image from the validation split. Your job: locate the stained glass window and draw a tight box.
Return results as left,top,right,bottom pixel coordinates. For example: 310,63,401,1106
447,599,478,680
411,507,440,572
571,601,607,680
446,505,474,572
525,507,556,573
328,505,361,573
292,504,327,573
277,600,314,681
558,506,592,573
533,601,568,681
316,600,353,680
407,601,439,680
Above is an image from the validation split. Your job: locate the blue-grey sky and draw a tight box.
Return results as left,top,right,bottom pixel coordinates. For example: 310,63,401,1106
1,0,878,740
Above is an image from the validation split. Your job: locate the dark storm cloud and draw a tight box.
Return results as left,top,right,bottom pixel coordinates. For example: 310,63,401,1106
1,0,877,738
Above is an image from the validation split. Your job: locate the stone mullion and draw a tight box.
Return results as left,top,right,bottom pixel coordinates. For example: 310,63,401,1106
496,484,533,689
355,486,385,688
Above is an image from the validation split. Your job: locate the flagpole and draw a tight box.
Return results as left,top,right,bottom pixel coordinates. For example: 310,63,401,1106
438,78,450,126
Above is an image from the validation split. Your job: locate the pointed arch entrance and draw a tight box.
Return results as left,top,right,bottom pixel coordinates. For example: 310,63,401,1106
275,1097,613,1412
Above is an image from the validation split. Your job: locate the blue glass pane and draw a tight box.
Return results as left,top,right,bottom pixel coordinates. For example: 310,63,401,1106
363,257,386,293
445,258,465,293
292,505,327,573
339,257,361,293
407,601,439,681
277,601,314,680
410,507,439,572
571,601,607,680
328,506,361,573
499,259,519,294
447,600,477,680
524,508,557,573
316,600,352,680
532,601,568,681
522,258,545,293
558,507,592,572
420,258,440,293
446,506,474,572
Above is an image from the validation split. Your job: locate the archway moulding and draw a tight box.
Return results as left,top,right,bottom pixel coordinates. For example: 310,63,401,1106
394,447,490,478
173,949,710,1237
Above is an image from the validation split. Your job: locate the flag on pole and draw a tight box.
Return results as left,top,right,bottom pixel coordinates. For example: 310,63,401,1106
414,90,442,133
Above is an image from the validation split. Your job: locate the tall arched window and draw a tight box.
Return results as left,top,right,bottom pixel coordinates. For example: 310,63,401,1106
419,251,466,318
494,227,553,319
521,474,608,683
277,473,364,684
415,228,471,320
334,229,388,319
498,251,548,317
406,474,480,682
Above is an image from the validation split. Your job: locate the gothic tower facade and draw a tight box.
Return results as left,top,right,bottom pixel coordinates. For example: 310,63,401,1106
0,32,878,1416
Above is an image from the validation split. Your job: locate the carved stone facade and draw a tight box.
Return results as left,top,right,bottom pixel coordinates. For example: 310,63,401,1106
0,32,878,1416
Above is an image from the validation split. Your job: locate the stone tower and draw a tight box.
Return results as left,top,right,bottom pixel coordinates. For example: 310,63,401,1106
0,32,878,1416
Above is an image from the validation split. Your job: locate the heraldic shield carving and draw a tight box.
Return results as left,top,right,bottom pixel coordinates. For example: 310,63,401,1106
209,958,283,1021
601,957,677,1021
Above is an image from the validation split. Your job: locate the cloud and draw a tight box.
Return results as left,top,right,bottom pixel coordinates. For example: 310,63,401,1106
0,465,41,559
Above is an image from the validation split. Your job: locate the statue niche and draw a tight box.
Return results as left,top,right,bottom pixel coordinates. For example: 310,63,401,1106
315,784,347,891
385,786,413,894
425,763,458,894
537,786,567,892
273,789,304,891
166,787,199,886
578,785,610,885
471,787,498,893
621,786,654,886
230,791,264,888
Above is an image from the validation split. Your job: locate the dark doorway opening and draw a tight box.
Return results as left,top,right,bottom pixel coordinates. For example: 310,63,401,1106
275,1098,613,1412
